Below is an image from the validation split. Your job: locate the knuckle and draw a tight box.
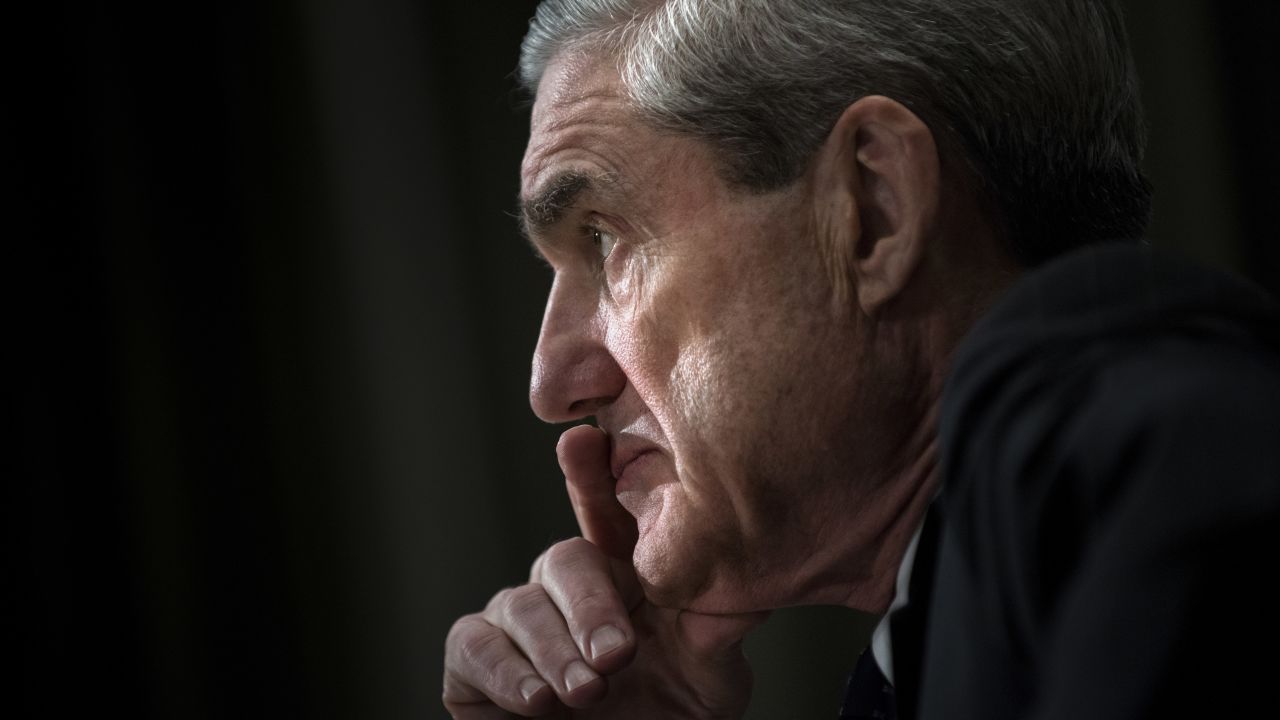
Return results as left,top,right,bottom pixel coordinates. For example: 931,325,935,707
544,537,594,573
455,622,509,670
444,629,543,714
499,583,550,621
564,583,615,618
445,613,485,654
485,652,534,692
540,541,620,620
442,610,562,717
531,540,574,578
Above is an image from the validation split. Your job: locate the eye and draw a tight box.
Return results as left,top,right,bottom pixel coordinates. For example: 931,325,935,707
591,227,618,261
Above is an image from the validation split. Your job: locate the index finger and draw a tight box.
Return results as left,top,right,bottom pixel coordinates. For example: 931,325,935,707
557,425,638,560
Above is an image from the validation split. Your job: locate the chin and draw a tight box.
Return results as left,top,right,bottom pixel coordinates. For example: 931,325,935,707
631,531,770,614
631,537,688,604
630,527,716,609
626,480,775,612
636,571,776,615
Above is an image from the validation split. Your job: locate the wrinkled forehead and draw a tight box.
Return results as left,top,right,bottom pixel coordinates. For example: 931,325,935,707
521,50,629,194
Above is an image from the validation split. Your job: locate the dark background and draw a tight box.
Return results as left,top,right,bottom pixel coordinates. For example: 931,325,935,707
14,1,1277,717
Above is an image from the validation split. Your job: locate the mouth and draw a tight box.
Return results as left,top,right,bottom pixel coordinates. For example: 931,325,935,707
611,444,661,493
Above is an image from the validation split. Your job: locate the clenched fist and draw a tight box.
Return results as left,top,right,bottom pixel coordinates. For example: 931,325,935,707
443,425,767,718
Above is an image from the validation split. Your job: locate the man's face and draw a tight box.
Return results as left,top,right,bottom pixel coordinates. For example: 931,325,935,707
521,53,883,613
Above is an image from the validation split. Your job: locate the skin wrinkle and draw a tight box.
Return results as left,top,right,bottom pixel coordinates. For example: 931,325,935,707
526,52,764,601
522,171,594,236
525,1,1150,266
444,7,1162,715
753,313,940,609
522,89,639,210
521,101,665,256
526,47,1013,619
658,181,824,600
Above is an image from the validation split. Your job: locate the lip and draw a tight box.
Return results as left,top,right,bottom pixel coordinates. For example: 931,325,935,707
610,435,661,491
614,450,660,492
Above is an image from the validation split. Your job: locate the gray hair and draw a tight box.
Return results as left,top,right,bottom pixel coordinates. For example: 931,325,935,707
519,0,1152,266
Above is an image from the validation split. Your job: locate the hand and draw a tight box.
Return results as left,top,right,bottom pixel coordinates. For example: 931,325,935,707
443,425,768,718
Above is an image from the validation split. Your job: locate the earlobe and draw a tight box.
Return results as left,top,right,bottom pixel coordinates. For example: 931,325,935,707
812,96,940,315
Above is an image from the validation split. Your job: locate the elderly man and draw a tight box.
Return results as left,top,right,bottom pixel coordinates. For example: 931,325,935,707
444,1,1280,718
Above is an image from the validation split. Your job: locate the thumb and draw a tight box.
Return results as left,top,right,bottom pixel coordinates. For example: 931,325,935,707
558,424,639,560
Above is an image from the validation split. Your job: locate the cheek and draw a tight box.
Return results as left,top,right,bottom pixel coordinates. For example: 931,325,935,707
668,339,728,431
608,241,778,499
643,298,753,480
622,271,773,482
605,258,711,431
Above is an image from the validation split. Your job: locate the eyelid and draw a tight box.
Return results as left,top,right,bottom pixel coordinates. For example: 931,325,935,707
583,213,621,236
583,215,622,261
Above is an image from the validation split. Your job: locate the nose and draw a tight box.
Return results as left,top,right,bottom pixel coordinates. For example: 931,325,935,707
530,275,626,423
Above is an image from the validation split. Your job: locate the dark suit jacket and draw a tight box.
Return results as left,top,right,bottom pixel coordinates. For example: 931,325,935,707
912,245,1280,719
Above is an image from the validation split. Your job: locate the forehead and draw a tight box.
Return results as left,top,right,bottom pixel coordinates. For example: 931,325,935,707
521,51,640,200
517,50,778,252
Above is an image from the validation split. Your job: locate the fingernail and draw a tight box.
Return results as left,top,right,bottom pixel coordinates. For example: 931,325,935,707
589,625,626,660
563,660,598,693
519,676,547,703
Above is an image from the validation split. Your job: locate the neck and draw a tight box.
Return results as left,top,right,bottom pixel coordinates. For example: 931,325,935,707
836,402,940,614
777,391,941,614
799,297,961,612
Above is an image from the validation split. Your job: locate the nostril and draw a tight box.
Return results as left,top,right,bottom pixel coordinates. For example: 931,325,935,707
568,396,611,416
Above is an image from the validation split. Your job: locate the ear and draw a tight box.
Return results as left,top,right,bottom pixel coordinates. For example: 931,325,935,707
811,95,940,314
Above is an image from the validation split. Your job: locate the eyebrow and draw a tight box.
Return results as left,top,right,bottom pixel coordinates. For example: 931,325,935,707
518,170,617,241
